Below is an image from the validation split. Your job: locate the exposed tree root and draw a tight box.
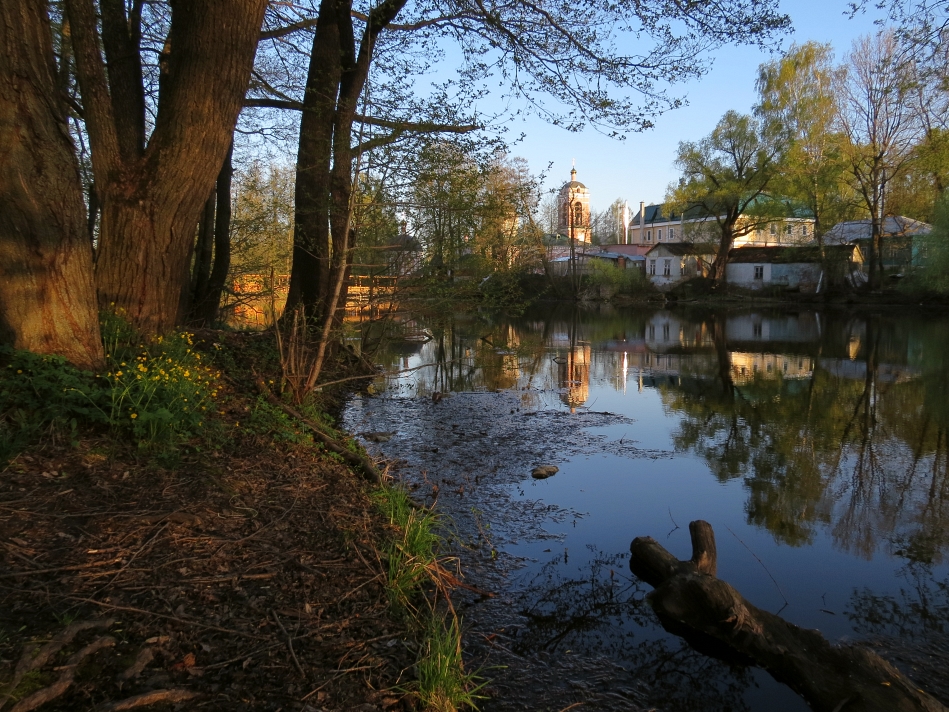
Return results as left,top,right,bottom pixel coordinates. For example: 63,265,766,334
93,689,200,711
9,635,116,712
2,618,116,710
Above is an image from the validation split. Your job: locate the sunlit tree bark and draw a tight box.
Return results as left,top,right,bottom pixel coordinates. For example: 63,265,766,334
66,0,267,333
0,2,103,370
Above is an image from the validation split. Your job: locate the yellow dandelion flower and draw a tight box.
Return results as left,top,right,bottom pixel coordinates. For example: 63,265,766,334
130,413,138,419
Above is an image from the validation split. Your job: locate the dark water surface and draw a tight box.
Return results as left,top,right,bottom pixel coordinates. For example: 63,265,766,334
343,304,949,711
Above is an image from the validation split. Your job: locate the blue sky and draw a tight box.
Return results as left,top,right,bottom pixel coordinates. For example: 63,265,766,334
503,0,890,213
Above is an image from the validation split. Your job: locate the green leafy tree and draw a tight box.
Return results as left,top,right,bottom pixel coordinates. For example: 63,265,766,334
756,42,858,245
667,111,788,282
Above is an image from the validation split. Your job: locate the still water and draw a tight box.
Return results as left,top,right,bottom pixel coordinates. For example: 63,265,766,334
344,304,949,711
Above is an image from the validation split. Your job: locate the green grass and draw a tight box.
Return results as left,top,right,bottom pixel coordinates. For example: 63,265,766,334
372,485,441,609
372,484,483,710
416,614,485,712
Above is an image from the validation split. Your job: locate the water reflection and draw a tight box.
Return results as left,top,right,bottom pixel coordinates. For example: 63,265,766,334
509,549,756,711
371,306,949,562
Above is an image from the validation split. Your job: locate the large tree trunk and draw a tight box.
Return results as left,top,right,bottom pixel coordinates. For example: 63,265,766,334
285,0,342,318
286,0,409,326
630,521,948,712
0,1,104,371
67,0,266,335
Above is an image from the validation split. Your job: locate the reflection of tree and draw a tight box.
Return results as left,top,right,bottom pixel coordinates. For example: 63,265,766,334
846,563,949,705
668,312,949,559
381,306,949,563
511,549,754,711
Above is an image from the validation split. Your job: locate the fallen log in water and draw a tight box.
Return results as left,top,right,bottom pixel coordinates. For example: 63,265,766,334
629,521,948,712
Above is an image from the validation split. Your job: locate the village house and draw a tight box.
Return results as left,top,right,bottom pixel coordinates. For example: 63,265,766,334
644,242,716,287
725,245,864,292
823,216,932,273
625,201,815,248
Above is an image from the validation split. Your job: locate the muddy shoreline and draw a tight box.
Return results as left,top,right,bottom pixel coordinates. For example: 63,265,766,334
348,388,672,711
347,383,949,711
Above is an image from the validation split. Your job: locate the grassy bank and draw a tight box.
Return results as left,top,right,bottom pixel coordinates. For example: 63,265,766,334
0,319,478,711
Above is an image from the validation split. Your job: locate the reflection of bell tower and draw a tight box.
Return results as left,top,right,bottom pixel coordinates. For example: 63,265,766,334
558,342,591,412
557,163,590,242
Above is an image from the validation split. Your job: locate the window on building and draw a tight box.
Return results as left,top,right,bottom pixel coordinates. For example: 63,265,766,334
648,325,655,339
754,265,764,280
785,223,793,235
649,259,656,275
646,230,652,241
753,323,763,337
662,324,670,340
658,229,662,241
663,259,671,276
769,223,777,236
668,227,675,239
802,224,808,236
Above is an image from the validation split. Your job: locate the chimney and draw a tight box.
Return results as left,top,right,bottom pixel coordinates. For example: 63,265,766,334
639,201,645,244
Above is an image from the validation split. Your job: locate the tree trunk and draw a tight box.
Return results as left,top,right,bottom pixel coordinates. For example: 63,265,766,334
630,521,948,712
0,1,104,371
199,142,234,326
67,0,267,335
286,0,409,325
190,191,216,312
285,0,342,318
710,222,735,283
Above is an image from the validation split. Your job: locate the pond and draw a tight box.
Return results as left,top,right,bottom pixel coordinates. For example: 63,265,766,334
343,303,949,712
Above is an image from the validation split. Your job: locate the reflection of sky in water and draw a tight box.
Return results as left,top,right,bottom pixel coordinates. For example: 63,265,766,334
363,306,949,710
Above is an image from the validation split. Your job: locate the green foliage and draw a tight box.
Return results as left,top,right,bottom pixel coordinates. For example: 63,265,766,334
372,485,483,710
416,614,485,712
667,110,787,277
755,42,859,239
246,397,313,444
584,261,650,294
372,485,442,608
478,271,540,314
911,196,949,293
1,310,228,462
0,348,106,463
99,311,222,446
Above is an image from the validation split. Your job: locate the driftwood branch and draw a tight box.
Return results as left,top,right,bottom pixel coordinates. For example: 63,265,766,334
629,520,948,712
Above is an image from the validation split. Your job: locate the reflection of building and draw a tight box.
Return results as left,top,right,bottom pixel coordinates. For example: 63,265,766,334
730,352,814,384
644,312,713,350
557,166,591,243
558,342,591,411
725,312,820,343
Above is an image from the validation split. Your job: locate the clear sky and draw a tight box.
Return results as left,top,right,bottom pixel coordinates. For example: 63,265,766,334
505,0,890,214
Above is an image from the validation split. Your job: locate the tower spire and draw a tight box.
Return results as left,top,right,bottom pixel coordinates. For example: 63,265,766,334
571,158,577,181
